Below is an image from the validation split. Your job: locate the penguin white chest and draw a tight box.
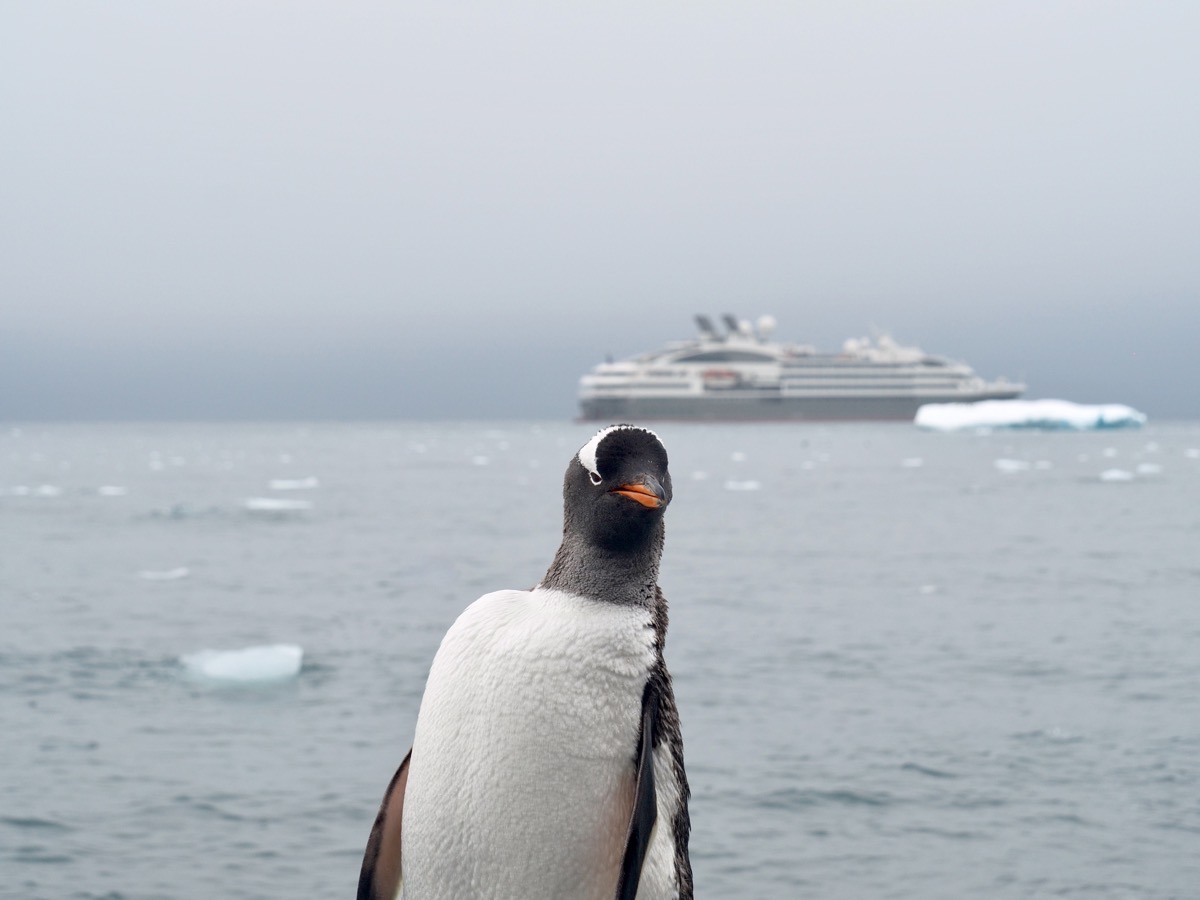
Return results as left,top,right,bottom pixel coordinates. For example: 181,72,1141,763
401,588,657,900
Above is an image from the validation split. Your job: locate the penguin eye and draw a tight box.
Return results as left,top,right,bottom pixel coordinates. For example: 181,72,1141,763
589,471,602,486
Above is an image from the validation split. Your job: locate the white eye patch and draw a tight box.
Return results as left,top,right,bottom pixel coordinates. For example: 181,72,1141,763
576,424,660,481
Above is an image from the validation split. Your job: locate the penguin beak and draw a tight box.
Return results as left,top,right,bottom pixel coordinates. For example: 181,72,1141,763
611,475,667,509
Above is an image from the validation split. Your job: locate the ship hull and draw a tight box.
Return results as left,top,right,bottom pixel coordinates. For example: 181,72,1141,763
579,389,1024,422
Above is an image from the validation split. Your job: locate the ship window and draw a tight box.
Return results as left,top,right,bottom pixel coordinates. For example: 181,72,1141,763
675,351,775,363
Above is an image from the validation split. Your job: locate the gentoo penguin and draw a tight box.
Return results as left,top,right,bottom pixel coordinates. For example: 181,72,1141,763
358,424,692,900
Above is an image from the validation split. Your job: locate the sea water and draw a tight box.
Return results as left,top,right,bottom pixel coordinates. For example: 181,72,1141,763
2,421,1199,899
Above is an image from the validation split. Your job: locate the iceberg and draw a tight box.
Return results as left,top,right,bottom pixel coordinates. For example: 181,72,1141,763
181,644,303,683
915,399,1147,432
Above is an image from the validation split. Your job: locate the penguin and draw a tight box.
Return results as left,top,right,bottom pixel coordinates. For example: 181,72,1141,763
358,424,692,900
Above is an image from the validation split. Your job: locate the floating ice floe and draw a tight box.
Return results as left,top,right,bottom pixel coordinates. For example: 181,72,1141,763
1135,463,1162,475
471,455,490,467
98,486,128,496
724,480,762,491
900,458,924,468
1099,469,1135,483
139,567,190,581
1186,449,1200,460
243,497,313,513
268,476,319,491
181,644,303,683
994,459,1031,474
915,399,1147,432
34,485,63,497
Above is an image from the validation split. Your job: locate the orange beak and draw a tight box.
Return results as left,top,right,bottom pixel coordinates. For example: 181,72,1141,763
611,481,665,508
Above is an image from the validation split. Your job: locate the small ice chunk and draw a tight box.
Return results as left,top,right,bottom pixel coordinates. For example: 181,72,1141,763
10,486,31,496
1144,442,1160,453
918,584,939,595
140,567,190,581
691,471,709,481
1185,449,1200,459
279,453,293,464
724,480,762,491
35,485,63,497
1102,448,1118,458
1135,463,1162,475
915,399,1146,431
901,458,924,468
268,476,319,491
243,497,313,512
1099,469,1134,482
731,451,747,462
800,460,815,470
471,455,490,466
994,459,1031,473
181,644,303,683
98,486,128,496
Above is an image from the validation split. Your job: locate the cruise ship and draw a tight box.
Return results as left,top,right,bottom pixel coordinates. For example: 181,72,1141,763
578,315,1024,422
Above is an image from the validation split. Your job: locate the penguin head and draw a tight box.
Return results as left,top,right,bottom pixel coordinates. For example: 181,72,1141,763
564,425,672,552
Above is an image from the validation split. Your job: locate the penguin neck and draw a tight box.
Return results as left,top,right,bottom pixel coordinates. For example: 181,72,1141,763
539,522,663,607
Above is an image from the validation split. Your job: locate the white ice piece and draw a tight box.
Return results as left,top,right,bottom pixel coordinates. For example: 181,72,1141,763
139,567,190,581
181,644,303,683
724,480,762,491
98,486,128,496
994,459,1031,473
915,399,1147,432
268,476,319,490
243,497,313,512
1099,469,1135,482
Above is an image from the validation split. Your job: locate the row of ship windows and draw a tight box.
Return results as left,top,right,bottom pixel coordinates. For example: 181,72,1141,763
595,367,958,378
668,352,951,367
593,377,968,387
590,381,970,392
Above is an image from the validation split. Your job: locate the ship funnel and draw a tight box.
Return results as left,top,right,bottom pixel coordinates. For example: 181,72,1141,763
694,315,719,340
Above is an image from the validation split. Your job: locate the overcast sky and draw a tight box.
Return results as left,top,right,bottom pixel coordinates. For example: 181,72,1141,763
2,1,1197,420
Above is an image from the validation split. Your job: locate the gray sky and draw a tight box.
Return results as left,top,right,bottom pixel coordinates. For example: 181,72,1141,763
3,1,1198,420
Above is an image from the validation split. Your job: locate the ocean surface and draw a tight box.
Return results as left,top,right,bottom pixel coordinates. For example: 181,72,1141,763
3,421,1200,899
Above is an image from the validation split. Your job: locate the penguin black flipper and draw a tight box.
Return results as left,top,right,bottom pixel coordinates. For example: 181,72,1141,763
358,749,411,900
616,681,659,900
